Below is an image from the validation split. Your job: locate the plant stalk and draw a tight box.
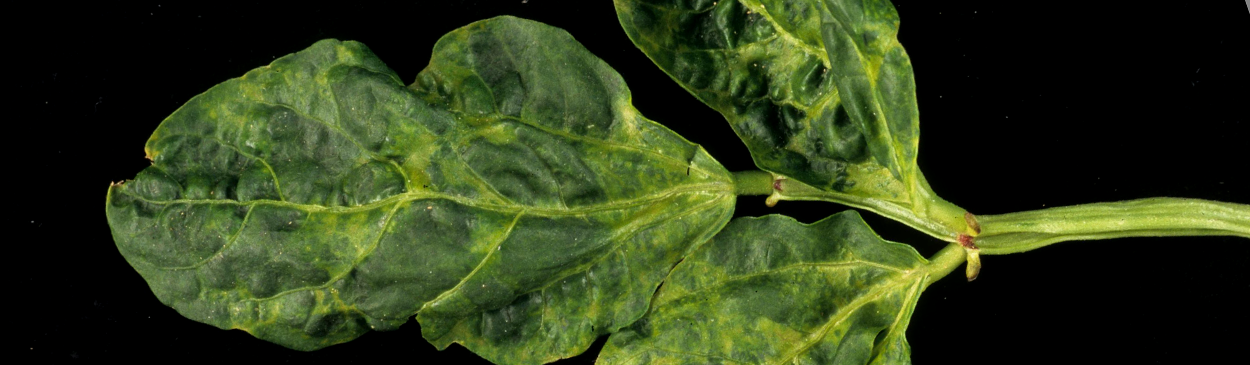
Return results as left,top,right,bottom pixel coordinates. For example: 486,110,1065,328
974,198,1250,255
922,243,969,287
768,174,975,243
731,170,775,196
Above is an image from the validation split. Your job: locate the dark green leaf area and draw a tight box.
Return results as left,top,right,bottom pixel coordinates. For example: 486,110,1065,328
407,17,737,363
616,0,920,198
107,17,734,361
599,212,928,365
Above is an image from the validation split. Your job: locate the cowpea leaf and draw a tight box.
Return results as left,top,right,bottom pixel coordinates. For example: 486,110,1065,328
105,16,735,363
598,211,953,365
405,17,739,363
614,0,974,239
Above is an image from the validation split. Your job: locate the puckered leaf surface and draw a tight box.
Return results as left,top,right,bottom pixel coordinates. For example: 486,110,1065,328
615,0,973,239
599,211,941,365
106,16,734,363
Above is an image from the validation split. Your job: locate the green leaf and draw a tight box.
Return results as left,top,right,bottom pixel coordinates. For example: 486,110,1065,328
597,212,964,365
614,0,974,240
105,16,735,363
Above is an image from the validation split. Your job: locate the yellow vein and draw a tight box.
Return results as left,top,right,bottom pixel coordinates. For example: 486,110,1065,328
423,194,733,334
238,201,404,303
120,181,732,218
156,133,287,201
626,345,750,364
770,274,924,365
496,114,725,179
522,195,734,302
447,141,517,206
159,204,257,270
246,99,381,163
747,0,827,63
419,210,526,311
875,278,922,358
656,260,909,309
320,62,407,95
428,35,725,180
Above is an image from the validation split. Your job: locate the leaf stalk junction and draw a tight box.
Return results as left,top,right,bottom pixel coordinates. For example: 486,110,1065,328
731,170,1250,283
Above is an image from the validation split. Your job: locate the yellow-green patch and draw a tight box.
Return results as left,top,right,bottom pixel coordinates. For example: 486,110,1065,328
107,16,734,364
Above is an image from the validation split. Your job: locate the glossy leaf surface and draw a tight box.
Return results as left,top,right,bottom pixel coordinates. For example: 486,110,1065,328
105,17,735,363
599,212,956,365
615,0,972,239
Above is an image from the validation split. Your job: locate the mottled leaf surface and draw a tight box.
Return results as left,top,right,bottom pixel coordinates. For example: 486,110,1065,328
599,212,942,365
615,0,971,238
106,17,734,363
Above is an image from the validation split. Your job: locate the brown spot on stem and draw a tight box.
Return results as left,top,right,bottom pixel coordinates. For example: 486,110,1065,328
773,179,783,192
964,212,981,234
957,234,978,249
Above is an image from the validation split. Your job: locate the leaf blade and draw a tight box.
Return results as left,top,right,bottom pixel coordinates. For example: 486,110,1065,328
107,17,735,362
598,211,941,365
614,0,974,240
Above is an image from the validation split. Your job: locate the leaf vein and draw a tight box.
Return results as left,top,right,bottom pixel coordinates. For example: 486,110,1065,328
156,134,288,201
159,203,257,270
770,275,923,365
656,260,906,309
237,201,404,303
419,209,526,311
122,181,732,218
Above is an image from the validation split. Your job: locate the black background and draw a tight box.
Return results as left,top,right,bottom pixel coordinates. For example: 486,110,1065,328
17,1,1249,363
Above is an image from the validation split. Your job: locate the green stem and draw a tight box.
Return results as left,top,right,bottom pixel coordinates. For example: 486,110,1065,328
922,243,968,287
773,176,975,243
731,170,775,196
975,198,1250,255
